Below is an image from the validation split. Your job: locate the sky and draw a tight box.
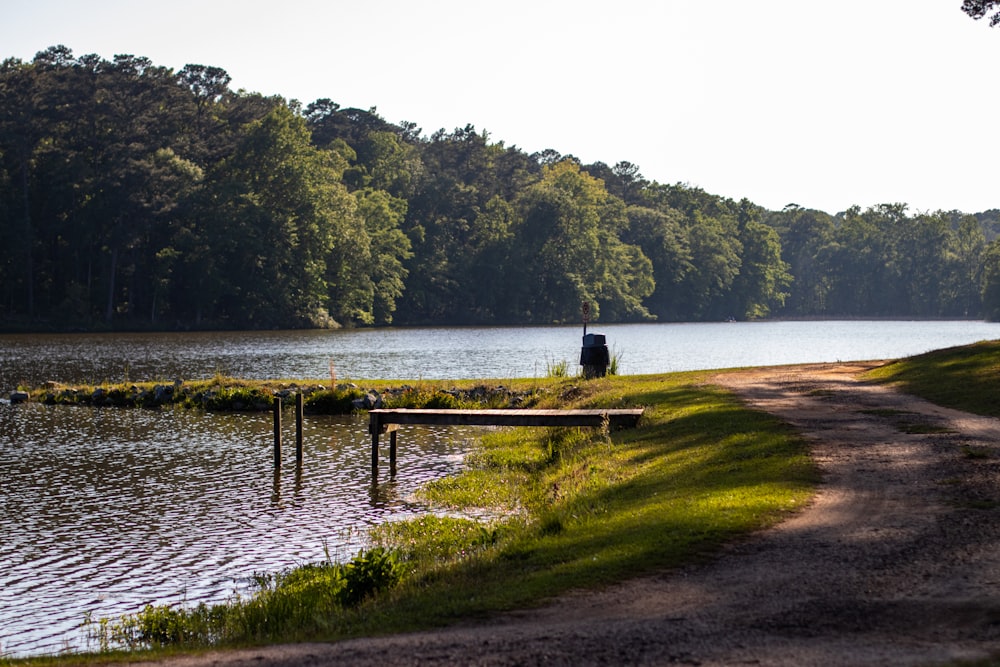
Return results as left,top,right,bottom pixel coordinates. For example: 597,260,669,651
3,0,999,215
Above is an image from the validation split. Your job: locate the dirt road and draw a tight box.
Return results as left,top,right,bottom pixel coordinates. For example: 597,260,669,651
123,363,1000,666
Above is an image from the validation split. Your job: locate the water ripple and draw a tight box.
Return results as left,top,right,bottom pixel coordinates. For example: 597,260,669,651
0,404,474,658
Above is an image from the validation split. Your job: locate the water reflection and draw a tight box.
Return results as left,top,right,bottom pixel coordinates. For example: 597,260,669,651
0,405,479,658
369,478,400,508
270,466,307,505
271,469,282,505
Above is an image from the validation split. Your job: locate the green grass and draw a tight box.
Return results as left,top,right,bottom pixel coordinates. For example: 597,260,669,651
866,339,1000,418
364,374,818,627
545,358,570,377
28,376,548,413
26,372,817,664
81,548,402,654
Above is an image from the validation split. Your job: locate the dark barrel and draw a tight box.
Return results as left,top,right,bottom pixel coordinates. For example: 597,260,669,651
580,333,610,378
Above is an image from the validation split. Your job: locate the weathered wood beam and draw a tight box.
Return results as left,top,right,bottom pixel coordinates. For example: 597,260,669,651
369,408,644,475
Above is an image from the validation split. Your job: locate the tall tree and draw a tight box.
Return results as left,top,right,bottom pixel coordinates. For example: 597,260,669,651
766,205,836,316
0,56,38,317
512,160,653,323
678,213,743,320
209,104,356,327
351,188,412,324
951,214,987,316
980,238,1000,320
623,205,692,320
397,124,529,323
963,0,1000,25
729,200,791,319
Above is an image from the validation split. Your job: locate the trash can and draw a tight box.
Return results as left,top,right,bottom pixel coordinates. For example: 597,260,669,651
580,333,610,378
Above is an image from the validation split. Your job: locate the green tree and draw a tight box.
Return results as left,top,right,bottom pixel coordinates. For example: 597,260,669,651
679,213,742,320
766,205,836,316
623,205,692,320
982,238,1000,319
584,160,648,205
963,0,1000,25
951,214,987,316
890,211,955,316
0,56,39,317
210,105,355,327
176,63,235,165
730,200,791,319
352,188,412,324
465,196,518,322
512,160,653,323
397,124,538,323
816,205,901,316
353,130,423,198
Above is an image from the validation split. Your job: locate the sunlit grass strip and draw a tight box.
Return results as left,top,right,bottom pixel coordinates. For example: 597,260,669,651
364,373,817,628
866,339,1000,418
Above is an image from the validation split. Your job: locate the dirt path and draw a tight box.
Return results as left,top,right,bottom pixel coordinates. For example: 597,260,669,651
125,363,1000,666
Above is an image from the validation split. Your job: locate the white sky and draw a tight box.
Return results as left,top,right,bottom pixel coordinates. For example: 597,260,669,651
3,0,998,214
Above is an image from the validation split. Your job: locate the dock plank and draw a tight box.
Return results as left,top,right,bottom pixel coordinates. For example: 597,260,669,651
369,408,644,474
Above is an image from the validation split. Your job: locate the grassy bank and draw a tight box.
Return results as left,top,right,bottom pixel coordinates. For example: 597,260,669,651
865,339,1000,418
361,373,817,627
5,370,818,665
17,376,549,413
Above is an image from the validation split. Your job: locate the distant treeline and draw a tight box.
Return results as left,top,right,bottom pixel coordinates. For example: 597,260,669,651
3,46,1000,331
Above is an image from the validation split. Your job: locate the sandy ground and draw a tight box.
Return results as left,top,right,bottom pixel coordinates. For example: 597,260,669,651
119,362,1000,666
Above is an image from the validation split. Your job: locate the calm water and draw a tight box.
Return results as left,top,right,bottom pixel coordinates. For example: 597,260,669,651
2,320,1000,657
2,320,1000,387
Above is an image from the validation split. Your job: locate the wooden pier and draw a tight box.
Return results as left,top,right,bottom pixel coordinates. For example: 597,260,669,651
368,408,644,475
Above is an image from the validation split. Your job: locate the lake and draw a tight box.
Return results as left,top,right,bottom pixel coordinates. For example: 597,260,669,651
2,320,999,658
2,320,1000,387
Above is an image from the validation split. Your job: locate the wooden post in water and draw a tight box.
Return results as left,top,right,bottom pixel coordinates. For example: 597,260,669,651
370,413,402,478
389,430,397,475
371,412,380,477
295,392,304,465
273,396,282,468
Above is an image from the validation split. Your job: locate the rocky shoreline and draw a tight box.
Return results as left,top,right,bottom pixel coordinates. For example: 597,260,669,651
7,381,545,414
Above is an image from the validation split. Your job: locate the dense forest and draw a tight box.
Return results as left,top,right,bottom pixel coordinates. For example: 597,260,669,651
3,46,1000,331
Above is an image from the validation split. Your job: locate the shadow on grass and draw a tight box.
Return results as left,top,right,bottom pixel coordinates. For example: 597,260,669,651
368,375,816,630
868,340,1000,418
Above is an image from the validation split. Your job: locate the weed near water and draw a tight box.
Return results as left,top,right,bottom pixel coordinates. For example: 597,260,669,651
84,548,401,652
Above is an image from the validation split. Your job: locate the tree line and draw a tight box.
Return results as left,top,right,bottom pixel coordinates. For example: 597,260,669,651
2,46,1000,331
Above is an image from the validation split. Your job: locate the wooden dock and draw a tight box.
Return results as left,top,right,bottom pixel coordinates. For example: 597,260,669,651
368,408,644,474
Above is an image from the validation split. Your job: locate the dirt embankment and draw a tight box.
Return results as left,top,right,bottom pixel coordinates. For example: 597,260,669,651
120,363,1000,666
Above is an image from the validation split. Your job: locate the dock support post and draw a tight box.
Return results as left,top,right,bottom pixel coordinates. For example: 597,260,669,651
273,396,282,468
295,392,304,465
371,413,380,477
389,430,397,475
